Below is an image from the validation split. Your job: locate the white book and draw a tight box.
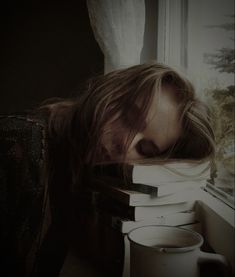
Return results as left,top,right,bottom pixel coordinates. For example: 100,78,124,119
111,211,197,234
145,180,207,197
132,161,210,185
123,200,196,221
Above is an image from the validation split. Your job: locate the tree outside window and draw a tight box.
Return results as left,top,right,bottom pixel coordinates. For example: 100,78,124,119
204,15,234,197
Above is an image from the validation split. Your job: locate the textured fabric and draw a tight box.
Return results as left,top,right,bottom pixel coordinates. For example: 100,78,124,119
0,114,49,276
0,115,69,277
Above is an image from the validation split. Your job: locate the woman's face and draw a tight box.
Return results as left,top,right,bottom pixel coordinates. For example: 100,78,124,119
100,85,182,163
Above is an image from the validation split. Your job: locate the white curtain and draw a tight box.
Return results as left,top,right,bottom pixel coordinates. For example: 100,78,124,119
86,0,146,73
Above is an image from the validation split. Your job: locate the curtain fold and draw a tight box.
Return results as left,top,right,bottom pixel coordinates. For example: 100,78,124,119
87,0,145,73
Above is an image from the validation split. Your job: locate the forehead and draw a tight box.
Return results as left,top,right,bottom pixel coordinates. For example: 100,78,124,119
144,85,182,151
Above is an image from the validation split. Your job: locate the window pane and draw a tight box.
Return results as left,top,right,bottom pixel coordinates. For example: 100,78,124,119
187,0,234,197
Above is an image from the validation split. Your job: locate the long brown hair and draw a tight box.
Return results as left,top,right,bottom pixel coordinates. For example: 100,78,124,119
38,63,215,188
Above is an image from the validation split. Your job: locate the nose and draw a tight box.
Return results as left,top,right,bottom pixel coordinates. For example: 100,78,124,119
125,133,144,161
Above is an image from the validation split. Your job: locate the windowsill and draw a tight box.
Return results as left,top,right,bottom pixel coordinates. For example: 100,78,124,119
59,186,235,277
205,183,235,209
195,188,235,273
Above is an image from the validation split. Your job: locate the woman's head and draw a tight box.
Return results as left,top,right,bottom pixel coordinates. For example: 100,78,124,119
40,63,215,183
75,63,214,164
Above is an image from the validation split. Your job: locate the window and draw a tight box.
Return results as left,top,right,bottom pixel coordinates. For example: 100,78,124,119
157,0,234,206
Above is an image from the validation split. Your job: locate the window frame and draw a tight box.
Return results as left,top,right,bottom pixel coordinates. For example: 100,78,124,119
156,0,235,272
195,188,235,272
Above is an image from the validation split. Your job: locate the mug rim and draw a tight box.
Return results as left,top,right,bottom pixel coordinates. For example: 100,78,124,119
127,225,204,253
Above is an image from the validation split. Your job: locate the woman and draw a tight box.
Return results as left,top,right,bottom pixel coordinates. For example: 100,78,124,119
41,62,214,183
1,63,215,277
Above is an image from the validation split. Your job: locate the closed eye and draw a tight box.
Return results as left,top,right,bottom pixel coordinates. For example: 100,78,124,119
136,139,161,158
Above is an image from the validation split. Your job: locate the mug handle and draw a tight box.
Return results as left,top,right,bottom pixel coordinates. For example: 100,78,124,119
198,250,231,276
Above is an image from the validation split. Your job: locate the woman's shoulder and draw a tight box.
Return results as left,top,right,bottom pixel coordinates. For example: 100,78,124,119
0,111,51,276
0,110,49,127
0,110,49,164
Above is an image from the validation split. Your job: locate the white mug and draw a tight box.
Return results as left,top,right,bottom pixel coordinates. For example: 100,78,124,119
128,225,229,277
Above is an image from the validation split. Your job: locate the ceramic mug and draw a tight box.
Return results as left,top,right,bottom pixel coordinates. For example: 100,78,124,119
128,225,229,277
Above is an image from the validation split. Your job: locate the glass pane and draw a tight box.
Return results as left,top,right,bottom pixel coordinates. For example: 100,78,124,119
187,0,234,198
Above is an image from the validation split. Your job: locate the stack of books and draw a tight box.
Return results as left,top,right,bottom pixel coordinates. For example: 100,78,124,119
76,161,210,277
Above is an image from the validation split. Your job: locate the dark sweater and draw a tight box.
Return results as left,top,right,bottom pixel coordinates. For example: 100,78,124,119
0,114,69,277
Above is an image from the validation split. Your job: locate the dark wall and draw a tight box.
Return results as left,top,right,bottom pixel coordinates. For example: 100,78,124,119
0,0,104,113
